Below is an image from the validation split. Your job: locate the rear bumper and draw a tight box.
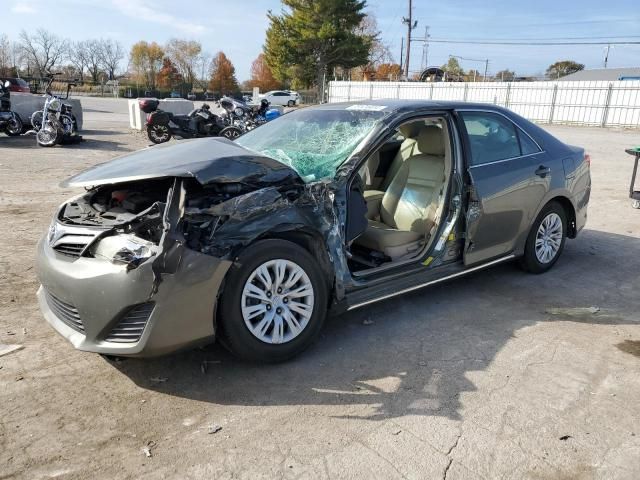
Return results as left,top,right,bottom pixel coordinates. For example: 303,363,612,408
36,236,232,357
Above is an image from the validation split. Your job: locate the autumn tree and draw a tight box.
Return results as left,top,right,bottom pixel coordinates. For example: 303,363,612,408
264,0,372,91
157,57,182,90
546,60,584,79
248,53,281,92
375,63,401,81
129,41,164,89
208,51,238,94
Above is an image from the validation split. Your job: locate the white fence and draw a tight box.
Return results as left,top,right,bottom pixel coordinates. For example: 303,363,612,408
327,80,640,128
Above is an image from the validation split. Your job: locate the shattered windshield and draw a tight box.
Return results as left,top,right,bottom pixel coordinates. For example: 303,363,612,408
236,108,385,182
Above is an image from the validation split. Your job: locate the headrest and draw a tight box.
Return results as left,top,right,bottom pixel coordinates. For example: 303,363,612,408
398,122,422,139
416,125,445,156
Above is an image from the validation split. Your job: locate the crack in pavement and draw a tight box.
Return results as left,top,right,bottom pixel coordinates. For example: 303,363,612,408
443,432,462,480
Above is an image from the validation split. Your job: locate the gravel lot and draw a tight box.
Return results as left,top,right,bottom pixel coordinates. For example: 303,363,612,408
1,97,639,480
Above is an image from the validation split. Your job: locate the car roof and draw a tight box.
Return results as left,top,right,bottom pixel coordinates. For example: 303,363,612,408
311,99,513,114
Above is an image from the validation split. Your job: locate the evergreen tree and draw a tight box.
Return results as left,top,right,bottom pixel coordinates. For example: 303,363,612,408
264,0,372,92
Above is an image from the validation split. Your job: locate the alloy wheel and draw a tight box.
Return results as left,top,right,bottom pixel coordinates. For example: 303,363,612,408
149,125,170,143
241,259,315,344
535,212,563,264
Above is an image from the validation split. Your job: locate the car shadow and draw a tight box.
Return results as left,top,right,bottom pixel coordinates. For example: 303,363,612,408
110,229,640,421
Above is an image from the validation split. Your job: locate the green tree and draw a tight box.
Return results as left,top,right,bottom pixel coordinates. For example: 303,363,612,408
441,57,464,81
546,60,584,79
264,0,372,93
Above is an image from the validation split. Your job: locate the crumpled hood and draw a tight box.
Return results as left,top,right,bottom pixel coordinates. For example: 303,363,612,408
61,137,302,188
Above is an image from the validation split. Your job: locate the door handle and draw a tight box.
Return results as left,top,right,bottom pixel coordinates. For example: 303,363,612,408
535,165,551,177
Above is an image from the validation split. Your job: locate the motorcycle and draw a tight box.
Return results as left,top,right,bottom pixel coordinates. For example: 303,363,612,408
30,73,79,147
0,80,24,137
141,98,242,144
218,97,281,136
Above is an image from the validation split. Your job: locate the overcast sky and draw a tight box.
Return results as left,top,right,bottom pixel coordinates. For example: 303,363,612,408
5,0,640,80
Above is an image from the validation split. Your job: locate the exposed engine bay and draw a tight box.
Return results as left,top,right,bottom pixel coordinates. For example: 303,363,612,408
54,177,346,286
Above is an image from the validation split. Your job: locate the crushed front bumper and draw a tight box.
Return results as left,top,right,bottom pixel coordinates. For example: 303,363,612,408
36,236,232,357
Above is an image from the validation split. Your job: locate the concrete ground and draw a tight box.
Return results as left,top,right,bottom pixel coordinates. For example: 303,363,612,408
1,97,639,480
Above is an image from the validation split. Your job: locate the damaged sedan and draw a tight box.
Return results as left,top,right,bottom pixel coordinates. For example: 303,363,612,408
36,100,591,362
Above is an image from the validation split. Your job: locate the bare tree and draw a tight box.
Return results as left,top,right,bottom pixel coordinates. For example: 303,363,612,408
165,38,202,88
66,41,88,82
0,34,11,76
196,51,211,90
18,29,68,75
85,40,104,83
99,39,124,80
358,14,392,68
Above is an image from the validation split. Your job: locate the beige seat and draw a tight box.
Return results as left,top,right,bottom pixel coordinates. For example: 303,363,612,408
381,122,424,190
356,126,446,259
361,122,422,191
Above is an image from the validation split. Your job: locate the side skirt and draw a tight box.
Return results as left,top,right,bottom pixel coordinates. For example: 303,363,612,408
344,255,516,311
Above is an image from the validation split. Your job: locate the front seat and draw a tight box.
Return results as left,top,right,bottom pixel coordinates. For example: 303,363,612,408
355,126,446,259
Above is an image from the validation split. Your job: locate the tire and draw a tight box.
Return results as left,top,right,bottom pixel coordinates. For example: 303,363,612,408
37,120,61,147
30,110,43,131
147,124,171,144
519,201,567,274
218,239,328,362
219,126,242,140
632,199,640,209
5,114,22,136
287,100,295,107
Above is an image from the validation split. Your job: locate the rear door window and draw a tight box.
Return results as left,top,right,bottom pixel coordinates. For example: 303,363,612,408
460,111,538,166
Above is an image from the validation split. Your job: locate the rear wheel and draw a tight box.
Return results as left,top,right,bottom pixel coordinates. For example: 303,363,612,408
519,202,567,274
218,240,328,362
5,114,22,136
147,124,171,144
219,126,242,140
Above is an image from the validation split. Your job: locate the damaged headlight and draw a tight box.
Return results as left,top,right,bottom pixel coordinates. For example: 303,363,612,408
91,234,158,270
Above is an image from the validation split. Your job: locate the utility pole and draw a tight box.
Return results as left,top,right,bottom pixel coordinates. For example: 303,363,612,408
483,59,489,81
402,0,417,79
399,37,404,73
604,44,611,68
420,26,430,71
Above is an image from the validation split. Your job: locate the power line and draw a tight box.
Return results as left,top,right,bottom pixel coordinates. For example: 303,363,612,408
420,39,640,46
415,35,640,42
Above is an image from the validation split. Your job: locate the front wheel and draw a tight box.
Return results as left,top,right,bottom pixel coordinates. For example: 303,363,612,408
287,100,295,107
5,114,23,136
219,126,242,140
519,202,567,274
147,124,171,144
218,240,328,362
36,120,61,147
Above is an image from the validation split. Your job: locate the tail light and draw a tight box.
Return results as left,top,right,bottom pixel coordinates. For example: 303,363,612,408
584,153,591,167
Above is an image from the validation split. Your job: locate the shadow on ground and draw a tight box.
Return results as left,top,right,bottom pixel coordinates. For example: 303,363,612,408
0,132,134,151
111,229,640,421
